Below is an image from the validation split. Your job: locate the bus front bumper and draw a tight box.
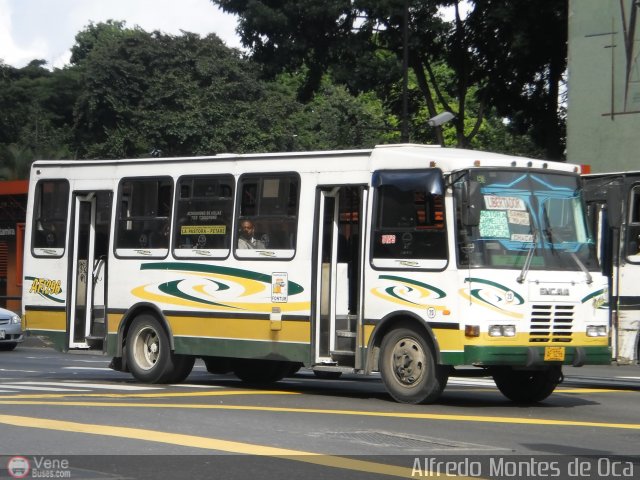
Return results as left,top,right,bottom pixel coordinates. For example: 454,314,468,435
461,345,612,367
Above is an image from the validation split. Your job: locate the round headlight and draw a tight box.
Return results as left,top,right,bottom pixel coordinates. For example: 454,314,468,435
11,314,20,324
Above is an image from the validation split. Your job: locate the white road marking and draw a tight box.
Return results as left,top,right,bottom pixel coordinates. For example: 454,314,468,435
0,385,88,392
5,381,162,391
62,366,112,371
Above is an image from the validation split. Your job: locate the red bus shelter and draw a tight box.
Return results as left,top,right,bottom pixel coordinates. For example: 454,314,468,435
0,180,28,312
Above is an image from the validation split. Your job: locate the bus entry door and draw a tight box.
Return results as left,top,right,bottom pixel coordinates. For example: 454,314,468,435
68,192,112,349
314,186,366,368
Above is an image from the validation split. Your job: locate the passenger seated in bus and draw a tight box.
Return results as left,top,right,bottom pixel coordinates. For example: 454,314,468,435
237,219,265,249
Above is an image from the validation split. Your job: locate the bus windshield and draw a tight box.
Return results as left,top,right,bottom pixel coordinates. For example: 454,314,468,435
454,169,598,272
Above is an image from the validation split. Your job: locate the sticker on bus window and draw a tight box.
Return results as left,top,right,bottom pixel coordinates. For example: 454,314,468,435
507,210,530,225
479,210,510,238
484,195,526,211
511,233,534,243
272,272,288,303
381,234,396,244
180,225,226,235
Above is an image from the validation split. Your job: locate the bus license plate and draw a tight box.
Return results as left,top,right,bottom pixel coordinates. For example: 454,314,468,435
544,346,565,361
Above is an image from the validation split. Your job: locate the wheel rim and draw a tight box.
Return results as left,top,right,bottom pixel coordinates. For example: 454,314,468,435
389,336,426,386
132,326,160,371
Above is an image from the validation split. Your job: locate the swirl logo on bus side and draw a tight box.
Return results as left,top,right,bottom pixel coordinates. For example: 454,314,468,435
25,276,65,303
132,262,309,313
581,288,608,309
459,277,525,319
371,274,448,311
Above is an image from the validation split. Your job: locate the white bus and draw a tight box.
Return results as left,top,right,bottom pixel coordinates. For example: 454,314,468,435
583,171,640,364
22,144,610,404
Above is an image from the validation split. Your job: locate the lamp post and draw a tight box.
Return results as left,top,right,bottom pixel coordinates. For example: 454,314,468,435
401,0,409,143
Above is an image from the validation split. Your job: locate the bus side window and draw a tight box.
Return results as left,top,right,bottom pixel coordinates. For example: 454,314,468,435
32,180,69,256
115,177,173,255
371,169,447,267
235,173,299,258
627,186,640,258
173,175,234,256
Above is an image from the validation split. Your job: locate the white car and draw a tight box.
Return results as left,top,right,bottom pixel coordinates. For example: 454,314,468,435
0,307,23,351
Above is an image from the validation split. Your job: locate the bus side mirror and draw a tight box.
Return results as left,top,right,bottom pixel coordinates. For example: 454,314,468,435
462,180,482,226
607,187,622,228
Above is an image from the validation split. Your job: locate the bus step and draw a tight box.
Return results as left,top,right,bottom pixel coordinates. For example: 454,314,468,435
336,330,356,338
85,336,104,349
335,334,355,351
330,350,355,356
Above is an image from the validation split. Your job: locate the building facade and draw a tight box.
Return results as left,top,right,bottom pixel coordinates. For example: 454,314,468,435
567,0,640,171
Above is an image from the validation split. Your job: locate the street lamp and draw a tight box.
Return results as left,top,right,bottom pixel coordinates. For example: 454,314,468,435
427,111,455,127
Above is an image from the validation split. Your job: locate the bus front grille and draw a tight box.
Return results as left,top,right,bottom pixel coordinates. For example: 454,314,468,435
528,304,574,343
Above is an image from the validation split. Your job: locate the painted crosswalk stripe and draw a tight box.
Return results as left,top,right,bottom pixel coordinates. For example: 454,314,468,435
0,385,89,392
62,367,113,371
4,381,162,391
447,378,496,386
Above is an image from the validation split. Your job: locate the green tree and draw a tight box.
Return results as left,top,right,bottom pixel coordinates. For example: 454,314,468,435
212,0,568,157
466,0,567,159
70,21,391,158
0,60,78,176
212,0,482,146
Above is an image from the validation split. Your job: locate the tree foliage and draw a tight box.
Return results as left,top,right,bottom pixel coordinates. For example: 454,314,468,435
212,0,567,158
0,2,570,179
0,20,394,174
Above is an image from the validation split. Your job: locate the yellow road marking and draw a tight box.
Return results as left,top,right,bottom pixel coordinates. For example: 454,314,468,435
1,400,639,430
557,388,634,394
0,414,475,479
0,384,631,401
445,387,633,394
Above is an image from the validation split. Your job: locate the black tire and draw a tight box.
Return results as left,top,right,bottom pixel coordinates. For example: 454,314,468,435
203,356,232,374
233,359,290,384
492,366,562,403
313,370,343,380
0,342,18,351
287,362,303,376
126,314,194,383
379,326,448,404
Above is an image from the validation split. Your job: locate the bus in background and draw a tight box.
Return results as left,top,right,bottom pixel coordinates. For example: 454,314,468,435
22,145,610,404
583,171,640,364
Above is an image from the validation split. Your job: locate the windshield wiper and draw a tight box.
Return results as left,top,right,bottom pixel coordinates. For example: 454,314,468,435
569,251,593,284
517,230,537,284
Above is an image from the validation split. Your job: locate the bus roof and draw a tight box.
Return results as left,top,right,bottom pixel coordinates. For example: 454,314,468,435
30,144,580,174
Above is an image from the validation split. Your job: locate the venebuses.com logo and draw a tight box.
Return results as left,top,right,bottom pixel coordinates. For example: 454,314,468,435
6,456,30,478
6,456,71,478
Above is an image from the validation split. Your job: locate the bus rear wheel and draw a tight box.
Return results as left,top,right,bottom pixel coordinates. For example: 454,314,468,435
492,366,562,403
126,314,194,383
233,359,291,384
379,326,448,404
203,356,232,375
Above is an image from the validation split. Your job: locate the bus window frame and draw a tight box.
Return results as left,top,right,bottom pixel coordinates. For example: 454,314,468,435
172,173,235,260
233,172,301,261
113,176,174,260
369,169,448,271
626,183,640,264
31,179,70,259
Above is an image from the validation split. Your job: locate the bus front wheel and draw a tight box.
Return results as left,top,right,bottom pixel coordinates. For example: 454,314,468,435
379,326,448,404
126,314,194,383
492,365,562,403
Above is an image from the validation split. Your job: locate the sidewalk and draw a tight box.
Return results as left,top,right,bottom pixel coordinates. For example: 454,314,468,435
563,364,640,390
